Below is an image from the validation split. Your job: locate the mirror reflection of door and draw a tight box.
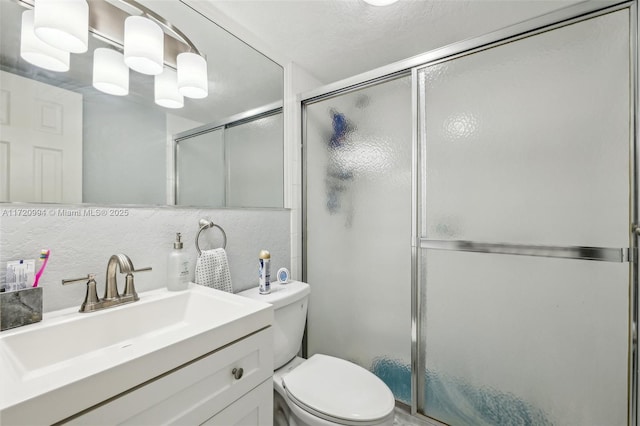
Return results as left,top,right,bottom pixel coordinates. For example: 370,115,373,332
0,70,82,203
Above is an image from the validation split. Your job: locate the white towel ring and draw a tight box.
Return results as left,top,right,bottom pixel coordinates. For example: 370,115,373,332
196,219,227,256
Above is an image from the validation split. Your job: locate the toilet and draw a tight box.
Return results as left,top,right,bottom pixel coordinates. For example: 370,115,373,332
238,280,396,426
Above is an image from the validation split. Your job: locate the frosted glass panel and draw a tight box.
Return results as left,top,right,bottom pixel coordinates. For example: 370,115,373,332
419,10,630,248
305,76,412,403
418,10,632,425
177,128,225,207
421,250,629,426
226,113,283,208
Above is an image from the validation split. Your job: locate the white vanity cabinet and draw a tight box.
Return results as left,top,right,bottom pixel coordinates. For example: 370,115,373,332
1,286,274,425
64,327,273,425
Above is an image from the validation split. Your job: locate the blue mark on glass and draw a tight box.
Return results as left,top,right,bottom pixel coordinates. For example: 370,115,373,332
324,109,354,226
370,358,552,426
330,110,349,149
371,357,411,405
424,369,552,426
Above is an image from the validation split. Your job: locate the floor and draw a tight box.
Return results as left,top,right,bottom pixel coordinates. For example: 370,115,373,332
393,406,444,426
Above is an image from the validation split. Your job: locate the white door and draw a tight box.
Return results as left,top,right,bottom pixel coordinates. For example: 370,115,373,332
0,70,82,203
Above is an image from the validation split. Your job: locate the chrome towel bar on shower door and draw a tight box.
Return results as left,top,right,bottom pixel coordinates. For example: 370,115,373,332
420,239,631,263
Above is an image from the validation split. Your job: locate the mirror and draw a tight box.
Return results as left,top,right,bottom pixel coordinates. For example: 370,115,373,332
0,0,284,207
175,107,284,209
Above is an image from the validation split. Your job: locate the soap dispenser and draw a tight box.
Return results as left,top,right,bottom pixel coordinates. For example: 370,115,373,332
167,233,190,291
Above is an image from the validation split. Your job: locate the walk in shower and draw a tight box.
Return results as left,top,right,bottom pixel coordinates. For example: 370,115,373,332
303,2,636,425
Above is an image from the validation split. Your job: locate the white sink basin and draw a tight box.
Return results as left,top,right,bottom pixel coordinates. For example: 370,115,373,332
0,284,272,425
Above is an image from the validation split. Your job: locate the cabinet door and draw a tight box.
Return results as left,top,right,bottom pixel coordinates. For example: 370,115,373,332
202,379,273,426
65,328,273,425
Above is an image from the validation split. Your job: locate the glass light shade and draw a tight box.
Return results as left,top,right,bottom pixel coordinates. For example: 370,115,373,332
177,52,208,99
93,48,129,96
155,68,184,109
20,10,70,72
33,0,88,53
124,16,164,75
363,0,399,5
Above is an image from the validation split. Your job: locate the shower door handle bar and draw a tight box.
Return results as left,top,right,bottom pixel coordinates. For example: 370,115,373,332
420,239,630,262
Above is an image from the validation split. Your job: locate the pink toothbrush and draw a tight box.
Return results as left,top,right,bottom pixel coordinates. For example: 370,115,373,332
33,249,50,287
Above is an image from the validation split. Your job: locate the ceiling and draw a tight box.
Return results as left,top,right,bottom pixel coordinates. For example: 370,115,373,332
209,0,602,85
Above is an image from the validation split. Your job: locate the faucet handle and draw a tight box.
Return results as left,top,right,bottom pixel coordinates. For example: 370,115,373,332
61,273,95,285
62,274,100,313
121,267,151,302
122,274,138,301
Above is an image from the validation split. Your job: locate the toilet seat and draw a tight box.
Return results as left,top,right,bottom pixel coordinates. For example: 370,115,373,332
282,354,395,426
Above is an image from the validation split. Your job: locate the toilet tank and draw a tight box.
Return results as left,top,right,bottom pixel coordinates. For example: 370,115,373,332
238,280,310,369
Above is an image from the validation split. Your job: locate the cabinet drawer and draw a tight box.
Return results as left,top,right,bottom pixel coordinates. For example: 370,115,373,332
202,379,273,426
65,327,273,425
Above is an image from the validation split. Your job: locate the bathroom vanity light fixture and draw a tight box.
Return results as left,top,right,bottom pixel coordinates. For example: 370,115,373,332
155,68,184,109
123,15,164,76
33,0,89,53
93,48,129,96
18,0,208,107
20,10,70,72
177,52,209,99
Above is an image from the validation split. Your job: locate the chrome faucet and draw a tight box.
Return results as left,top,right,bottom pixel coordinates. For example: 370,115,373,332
105,254,135,302
62,254,151,313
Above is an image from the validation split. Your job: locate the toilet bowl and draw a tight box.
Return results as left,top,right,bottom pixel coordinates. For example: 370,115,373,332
275,355,395,426
238,281,395,426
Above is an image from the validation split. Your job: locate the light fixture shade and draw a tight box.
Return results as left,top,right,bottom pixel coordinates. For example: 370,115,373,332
33,0,88,53
20,10,70,72
363,0,399,5
155,68,184,109
93,48,129,96
124,16,164,76
177,53,208,99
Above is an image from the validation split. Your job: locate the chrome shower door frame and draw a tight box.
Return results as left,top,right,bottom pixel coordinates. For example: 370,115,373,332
414,2,638,424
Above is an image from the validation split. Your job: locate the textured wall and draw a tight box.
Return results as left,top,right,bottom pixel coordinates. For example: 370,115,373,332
0,205,290,312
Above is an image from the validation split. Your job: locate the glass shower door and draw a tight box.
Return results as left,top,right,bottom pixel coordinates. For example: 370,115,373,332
418,9,631,425
304,75,413,403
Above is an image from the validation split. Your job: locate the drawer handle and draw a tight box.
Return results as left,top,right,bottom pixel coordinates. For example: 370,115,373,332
232,367,244,380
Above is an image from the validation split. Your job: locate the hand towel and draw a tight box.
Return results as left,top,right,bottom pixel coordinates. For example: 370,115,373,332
195,248,233,293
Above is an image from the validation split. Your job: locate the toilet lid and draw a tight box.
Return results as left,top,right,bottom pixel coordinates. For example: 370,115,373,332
283,354,395,425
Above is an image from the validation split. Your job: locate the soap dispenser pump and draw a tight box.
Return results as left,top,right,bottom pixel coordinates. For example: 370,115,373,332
167,232,190,291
